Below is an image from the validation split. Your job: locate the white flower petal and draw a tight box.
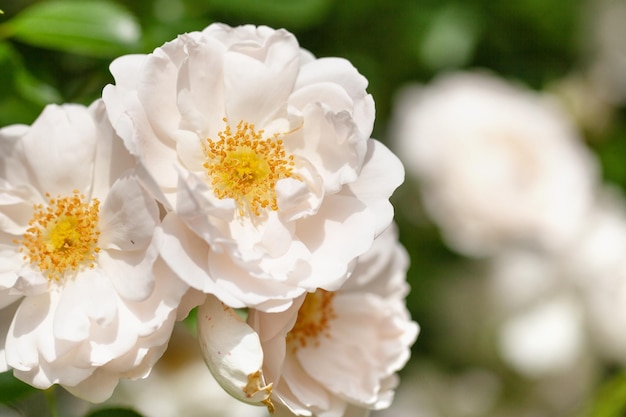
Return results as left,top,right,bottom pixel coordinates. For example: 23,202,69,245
98,174,159,252
341,223,409,297
208,250,302,311
0,300,19,372
275,159,324,222
295,57,375,138
222,28,300,126
121,258,191,337
176,37,226,136
296,193,375,290
6,293,56,371
288,104,364,194
159,213,222,294
20,104,97,196
53,269,118,343
97,249,155,303
346,140,404,237
197,295,274,411
0,186,38,235
64,369,122,403
11,268,48,297
0,125,31,191
137,42,185,141
89,100,137,201
174,169,235,244
280,352,333,411
103,54,180,203
0,245,23,290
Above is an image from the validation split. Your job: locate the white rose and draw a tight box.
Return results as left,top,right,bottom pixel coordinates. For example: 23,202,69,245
102,23,403,312
560,188,626,363
0,102,192,402
247,225,419,416
391,71,597,256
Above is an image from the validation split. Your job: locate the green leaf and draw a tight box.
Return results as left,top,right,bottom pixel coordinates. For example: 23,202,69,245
1,0,140,57
15,68,63,106
85,408,144,417
416,3,481,70
0,371,39,405
0,40,61,110
207,0,334,29
583,372,626,417
0,41,20,98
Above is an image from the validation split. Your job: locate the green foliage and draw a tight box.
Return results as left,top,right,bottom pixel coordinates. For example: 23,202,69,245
592,124,626,192
583,372,626,417
413,3,482,71
0,40,62,125
0,0,141,57
207,0,334,29
0,371,38,405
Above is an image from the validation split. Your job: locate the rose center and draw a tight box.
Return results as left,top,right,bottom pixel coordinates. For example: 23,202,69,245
18,190,101,282
287,290,337,351
203,118,299,217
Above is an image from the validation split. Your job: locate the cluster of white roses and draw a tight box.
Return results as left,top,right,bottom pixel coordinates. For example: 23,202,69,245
0,23,418,416
391,71,598,258
390,70,626,382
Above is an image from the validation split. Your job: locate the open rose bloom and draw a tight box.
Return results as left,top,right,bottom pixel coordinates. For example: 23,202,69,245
247,224,419,417
0,22,417,416
0,102,192,402
196,224,418,416
102,23,404,312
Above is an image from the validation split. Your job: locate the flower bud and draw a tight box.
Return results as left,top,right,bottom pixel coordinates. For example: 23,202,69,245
197,295,274,412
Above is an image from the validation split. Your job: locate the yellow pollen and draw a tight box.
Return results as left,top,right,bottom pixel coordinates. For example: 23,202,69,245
17,190,101,282
287,290,337,351
203,118,300,217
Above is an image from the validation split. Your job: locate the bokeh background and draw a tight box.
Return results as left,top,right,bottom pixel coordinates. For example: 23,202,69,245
1,0,626,416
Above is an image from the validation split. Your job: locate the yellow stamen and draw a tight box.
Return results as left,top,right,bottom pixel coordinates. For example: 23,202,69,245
203,118,300,217
287,290,337,351
17,190,100,282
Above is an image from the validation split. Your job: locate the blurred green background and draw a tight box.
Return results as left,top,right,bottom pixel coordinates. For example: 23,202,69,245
0,0,625,416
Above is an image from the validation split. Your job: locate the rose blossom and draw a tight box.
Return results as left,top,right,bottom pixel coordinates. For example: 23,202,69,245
102,23,403,312
559,187,626,364
0,102,193,402
247,225,419,416
390,71,598,257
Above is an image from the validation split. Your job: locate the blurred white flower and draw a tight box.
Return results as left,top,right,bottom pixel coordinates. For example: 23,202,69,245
497,295,585,378
488,249,588,378
248,225,419,416
375,365,501,417
390,71,597,257
490,186,626,368
561,187,626,363
0,102,191,402
102,23,403,312
489,249,564,312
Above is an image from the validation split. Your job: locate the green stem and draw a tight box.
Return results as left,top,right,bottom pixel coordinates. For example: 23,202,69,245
44,386,60,417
